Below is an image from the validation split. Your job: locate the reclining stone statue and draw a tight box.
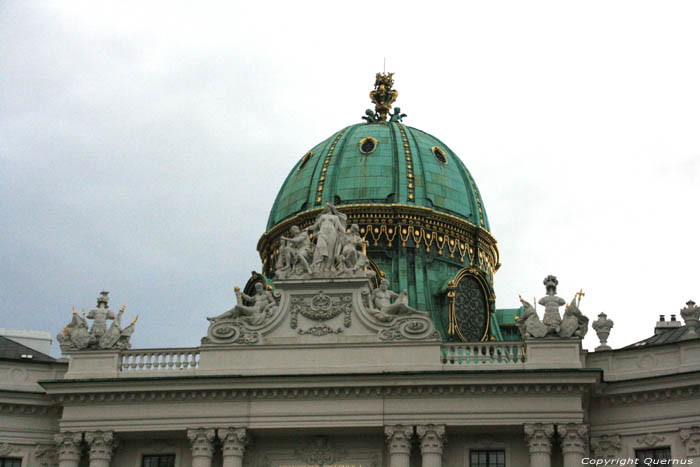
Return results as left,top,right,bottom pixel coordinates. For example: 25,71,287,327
207,282,277,326
369,279,426,318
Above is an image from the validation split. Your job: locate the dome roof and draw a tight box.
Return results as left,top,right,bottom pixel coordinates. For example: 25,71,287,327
266,121,490,232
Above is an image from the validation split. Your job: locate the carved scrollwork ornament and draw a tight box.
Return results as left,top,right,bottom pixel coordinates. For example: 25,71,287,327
636,433,666,447
34,443,59,466
293,436,347,465
0,443,17,457
590,434,622,460
680,426,700,457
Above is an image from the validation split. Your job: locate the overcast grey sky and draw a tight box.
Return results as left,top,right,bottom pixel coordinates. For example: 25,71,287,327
1,1,698,355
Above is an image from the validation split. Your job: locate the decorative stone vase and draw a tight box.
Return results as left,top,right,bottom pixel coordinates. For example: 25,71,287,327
681,300,700,340
592,312,614,351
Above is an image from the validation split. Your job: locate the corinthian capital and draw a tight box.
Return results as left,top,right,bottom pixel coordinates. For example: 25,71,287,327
54,432,83,462
558,424,588,455
416,424,446,455
524,423,554,454
220,427,249,457
187,428,216,458
85,431,116,461
385,425,414,455
680,426,700,457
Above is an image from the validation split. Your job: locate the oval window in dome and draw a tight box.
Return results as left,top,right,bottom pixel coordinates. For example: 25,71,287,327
359,137,378,155
431,146,447,164
298,151,313,170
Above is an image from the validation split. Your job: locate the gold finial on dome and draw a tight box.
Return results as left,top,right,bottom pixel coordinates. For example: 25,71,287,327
369,72,399,121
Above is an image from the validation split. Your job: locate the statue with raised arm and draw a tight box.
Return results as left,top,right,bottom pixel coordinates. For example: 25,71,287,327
276,225,312,278
370,279,425,317
207,282,276,326
309,203,347,273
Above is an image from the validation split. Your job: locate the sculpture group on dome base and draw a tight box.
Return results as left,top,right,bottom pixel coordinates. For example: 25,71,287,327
203,271,436,345
516,275,589,340
274,203,375,282
57,291,137,352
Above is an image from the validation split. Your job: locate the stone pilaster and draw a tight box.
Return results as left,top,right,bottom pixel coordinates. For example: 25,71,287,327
680,426,700,462
85,431,116,467
524,423,554,467
384,425,413,467
187,428,216,467
55,432,83,467
416,424,446,467
558,424,588,467
590,434,621,460
220,427,249,467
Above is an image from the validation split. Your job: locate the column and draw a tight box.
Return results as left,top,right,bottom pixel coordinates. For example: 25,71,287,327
187,428,216,467
680,426,700,462
384,425,413,467
416,424,446,467
524,423,554,467
85,431,116,467
55,432,82,467
558,424,588,467
220,427,249,467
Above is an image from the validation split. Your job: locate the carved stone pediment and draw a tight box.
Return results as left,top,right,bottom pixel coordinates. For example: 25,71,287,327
202,277,439,345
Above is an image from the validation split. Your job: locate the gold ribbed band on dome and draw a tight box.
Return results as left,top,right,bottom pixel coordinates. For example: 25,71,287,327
396,123,415,202
315,127,350,205
258,204,499,278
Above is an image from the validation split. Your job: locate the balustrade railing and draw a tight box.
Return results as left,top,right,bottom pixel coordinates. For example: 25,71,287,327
119,348,199,372
441,342,526,366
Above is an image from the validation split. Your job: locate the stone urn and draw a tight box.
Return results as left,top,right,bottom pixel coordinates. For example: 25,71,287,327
681,300,699,340
592,312,614,351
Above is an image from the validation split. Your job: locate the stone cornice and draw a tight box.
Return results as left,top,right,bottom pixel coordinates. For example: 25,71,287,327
0,402,60,416
594,383,700,407
48,381,591,405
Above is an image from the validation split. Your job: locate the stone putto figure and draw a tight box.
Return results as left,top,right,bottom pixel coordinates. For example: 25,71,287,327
369,279,425,318
538,275,566,336
207,282,277,326
57,291,137,352
592,312,614,350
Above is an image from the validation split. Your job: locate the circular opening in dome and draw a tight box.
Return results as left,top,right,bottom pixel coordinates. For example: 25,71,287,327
359,137,378,155
298,151,313,170
431,146,447,164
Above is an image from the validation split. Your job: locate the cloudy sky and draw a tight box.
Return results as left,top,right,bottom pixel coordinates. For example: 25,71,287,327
1,1,698,355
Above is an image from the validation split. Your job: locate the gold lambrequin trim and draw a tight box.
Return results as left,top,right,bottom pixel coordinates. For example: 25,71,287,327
395,123,415,201
447,267,493,342
315,128,349,205
257,204,499,277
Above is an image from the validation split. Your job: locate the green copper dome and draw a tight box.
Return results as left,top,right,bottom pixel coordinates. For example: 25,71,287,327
258,74,501,342
266,122,490,232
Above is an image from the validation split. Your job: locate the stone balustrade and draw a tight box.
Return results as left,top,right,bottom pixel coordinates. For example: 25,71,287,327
441,342,527,366
119,348,200,372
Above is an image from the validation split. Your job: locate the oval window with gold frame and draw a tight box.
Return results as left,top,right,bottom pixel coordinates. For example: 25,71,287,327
431,146,447,164
359,137,378,155
298,151,313,170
